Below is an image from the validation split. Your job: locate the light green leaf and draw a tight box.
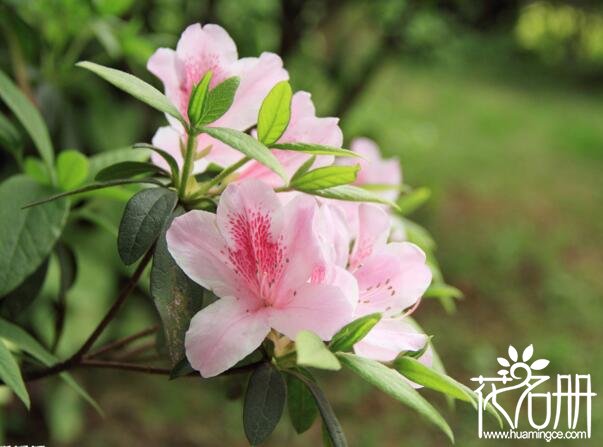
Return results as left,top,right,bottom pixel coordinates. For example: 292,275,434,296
0,176,68,296
270,143,362,158
291,165,359,191
424,283,463,300
201,76,240,124
76,61,185,124
24,157,51,185
296,331,341,371
257,81,292,145
202,127,287,182
396,187,432,215
0,339,29,408
290,155,316,183
118,187,177,265
329,313,381,353
308,185,399,209
337,353,453,442
0,318,101,414
0,70,54,179
187,71,212,127
243,363,286,445
57,150,89,190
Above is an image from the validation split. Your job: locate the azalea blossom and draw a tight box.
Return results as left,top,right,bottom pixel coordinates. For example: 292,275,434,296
166,179,357,377
236,91,342,186
148,23,288,171
321,202,432,362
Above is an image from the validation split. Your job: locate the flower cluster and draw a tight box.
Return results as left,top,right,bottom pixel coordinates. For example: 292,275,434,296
148,24,433,378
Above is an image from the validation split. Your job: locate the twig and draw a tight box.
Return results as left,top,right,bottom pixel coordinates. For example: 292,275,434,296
79,359,171,376
112,341,157,361
86,325,159,359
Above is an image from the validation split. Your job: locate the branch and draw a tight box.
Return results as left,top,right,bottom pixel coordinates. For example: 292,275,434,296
86,325,159,359
79,359,171,376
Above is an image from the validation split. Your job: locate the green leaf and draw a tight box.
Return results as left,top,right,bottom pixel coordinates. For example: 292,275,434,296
76,61,185,125
0,69,55,179
393,356,475,403
296,331,341,371
288,371,348,447
402,218,436,252
0,113,22,164
243,362,286,445
291,165,359,191
0,176,68,296
151,208,204,365
118,187,177,265
308,185,399,209
270,143,362,158
329,313,381,353
133,143,179,179
57,150,89,190
337,353,453,442
0,259,48,318
287,373,318,434
396,187,432,216
23,178,164,208
290,155,316,183
24,157,51,185
88,147,151,181
95,161,166,182
202,127,287,182
424,283,463,300
0,339,29,408
187,71,212,127
0,318,102,415
201,76,240,125
257,81,292,146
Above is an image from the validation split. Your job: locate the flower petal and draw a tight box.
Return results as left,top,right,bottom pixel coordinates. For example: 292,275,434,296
185,296,270,377
147,48,185,105
151,126,184,171
353,318,428,362
349,203,391,269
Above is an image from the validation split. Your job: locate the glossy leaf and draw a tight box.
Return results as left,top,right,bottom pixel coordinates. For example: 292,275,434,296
76,61,185,124
257,81,292,145
243,363,286,445
57,150,89,190
201,76,240,124
95,161,166,182
202,127,286,182
337,353,453,442
291,165,359,191
133,143,179,180
0,339,29,408
88,147,151,181
117,187,177,265
0,176,68,296
329,313,381,353
296,330,341,371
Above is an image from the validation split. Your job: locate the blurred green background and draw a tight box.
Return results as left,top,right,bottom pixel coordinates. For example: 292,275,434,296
1,0,602,445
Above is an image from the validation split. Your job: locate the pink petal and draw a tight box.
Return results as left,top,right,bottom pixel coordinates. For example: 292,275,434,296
353,318,428,362
185,296,270,377
317,204,351,268
151,126,184,171
166,210,254,303
219,52,288,130
147,48,185,104
349,204,391,269
269,282,355,341
354,242,431,317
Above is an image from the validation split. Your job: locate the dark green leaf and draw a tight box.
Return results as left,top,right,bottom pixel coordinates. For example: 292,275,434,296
117,187,177,265
56,150,89,190
308,185,399,209
88,147,151,181
287,373,318,433
337,353,453,442
133,143,179,180
76,61,185,124
244,362,286,445
291,165,359,191
151,208,204,365
0,318,102,414
0,113,22,163
95,161,166,182
0,176,68,296
289,371,348,447
329,313,381,353
188,71,212,127
271,143,362,158
0,339,29,408
296,331,341,370
201,76,240,124
202,127,286,181
257,81,292,145
0,69,54,178
396,187,432,216
23,178,164,208
0,259,48,318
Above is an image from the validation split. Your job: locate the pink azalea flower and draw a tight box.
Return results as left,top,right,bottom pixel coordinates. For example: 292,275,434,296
236,91,342,186
321,202,432,362
166,179,357,377
147,23,288,172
